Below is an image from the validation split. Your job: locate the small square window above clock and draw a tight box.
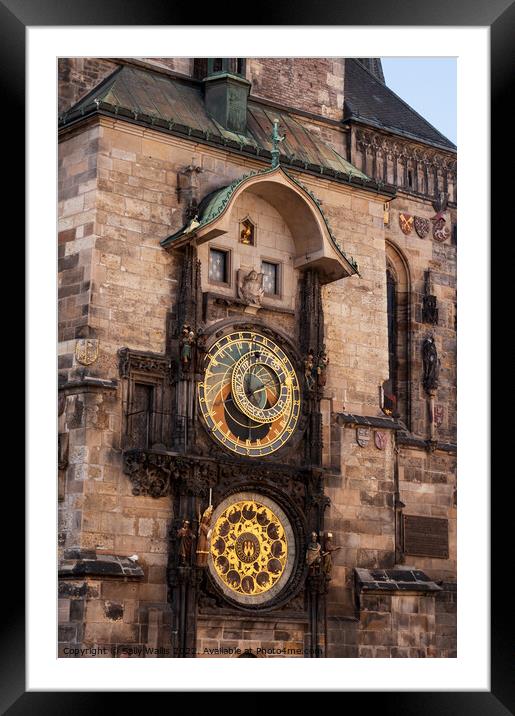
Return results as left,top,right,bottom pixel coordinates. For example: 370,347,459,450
209,248,230,285
262,260,280,296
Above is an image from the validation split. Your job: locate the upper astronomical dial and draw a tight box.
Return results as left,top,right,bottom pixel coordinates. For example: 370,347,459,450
198,331,301,457
231,349,291,424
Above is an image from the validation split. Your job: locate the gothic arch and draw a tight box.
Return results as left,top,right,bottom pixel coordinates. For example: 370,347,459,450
385,240,411,427
162,166,358,285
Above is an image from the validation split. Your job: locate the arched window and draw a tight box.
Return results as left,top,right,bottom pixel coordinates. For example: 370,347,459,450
383,243,411,427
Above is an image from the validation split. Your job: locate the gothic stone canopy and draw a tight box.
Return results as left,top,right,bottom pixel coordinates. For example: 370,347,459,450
161,166,365,284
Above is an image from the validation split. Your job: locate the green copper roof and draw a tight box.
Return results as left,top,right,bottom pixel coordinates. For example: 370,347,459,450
60,65,370,182
160,166,359,275
161,167,277,246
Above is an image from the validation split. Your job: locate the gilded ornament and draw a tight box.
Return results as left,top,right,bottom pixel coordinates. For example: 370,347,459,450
75,338,99,366
210,499,288,597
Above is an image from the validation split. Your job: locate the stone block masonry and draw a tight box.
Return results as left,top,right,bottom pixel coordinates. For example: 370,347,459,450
58,57,456,658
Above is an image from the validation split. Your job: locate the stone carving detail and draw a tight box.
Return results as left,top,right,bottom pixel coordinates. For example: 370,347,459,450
179,324,196,371
122,450,217,498
237,269,264,307
306,532,322,574
118,347,174,382
356,427,370,447
422,335,440,394
177,519,195,565
355,127,456,201
304,350,316,391
432,191,449,216
423,295,439,324
299,270,324,357
422,270,439,325
177,163,203,222
320,533,341,579
177,243,202,337
316,345,329,387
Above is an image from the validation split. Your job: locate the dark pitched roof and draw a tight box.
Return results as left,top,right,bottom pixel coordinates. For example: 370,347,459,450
60,65,368,181
356,58,385,84
344,59,456,151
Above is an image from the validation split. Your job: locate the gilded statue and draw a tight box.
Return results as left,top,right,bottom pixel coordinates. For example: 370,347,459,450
196,505,214,567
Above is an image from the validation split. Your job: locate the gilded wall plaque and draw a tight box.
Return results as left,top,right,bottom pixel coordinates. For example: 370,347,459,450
208,492,295,606
75,338,99,366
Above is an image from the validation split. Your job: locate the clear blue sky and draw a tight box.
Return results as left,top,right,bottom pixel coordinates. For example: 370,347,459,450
381,58,457,145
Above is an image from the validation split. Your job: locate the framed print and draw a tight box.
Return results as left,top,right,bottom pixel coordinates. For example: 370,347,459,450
8,0,506,709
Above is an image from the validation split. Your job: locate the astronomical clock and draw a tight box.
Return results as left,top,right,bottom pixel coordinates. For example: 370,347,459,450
191,325,309,614
156,241,335,655
198,330,301,458
128,166,353,657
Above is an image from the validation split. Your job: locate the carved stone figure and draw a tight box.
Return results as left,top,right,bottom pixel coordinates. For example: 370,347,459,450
422,335,440,394
306,531,322,574
177,519,194,565
422,294,439,325
196,505,214,567
179,324,196,370
316,346,329,387
432,190,449,217
195,326,207,363
321,533,341,579
238,269,264,307
304,350,315,391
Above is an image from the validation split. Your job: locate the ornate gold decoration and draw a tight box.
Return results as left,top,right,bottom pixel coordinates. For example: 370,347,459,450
198,331,301,457
240,218,255,245
75,339,99,366
210,499,288,597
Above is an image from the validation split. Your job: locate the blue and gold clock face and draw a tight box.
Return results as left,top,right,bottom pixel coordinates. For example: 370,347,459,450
198,331,301,457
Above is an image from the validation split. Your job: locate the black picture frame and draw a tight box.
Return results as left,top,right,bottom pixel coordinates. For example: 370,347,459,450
8,0,505,710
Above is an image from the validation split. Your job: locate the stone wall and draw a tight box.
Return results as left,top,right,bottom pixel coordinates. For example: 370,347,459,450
325,426,395,615
358,592,438,658
385,194,457,443
197,617,307,658
58,57,456,657
398,447,456,582
434,582,457,658
58,59,118,114
58,123,101,351
58,573,172,658
246,58,345,121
